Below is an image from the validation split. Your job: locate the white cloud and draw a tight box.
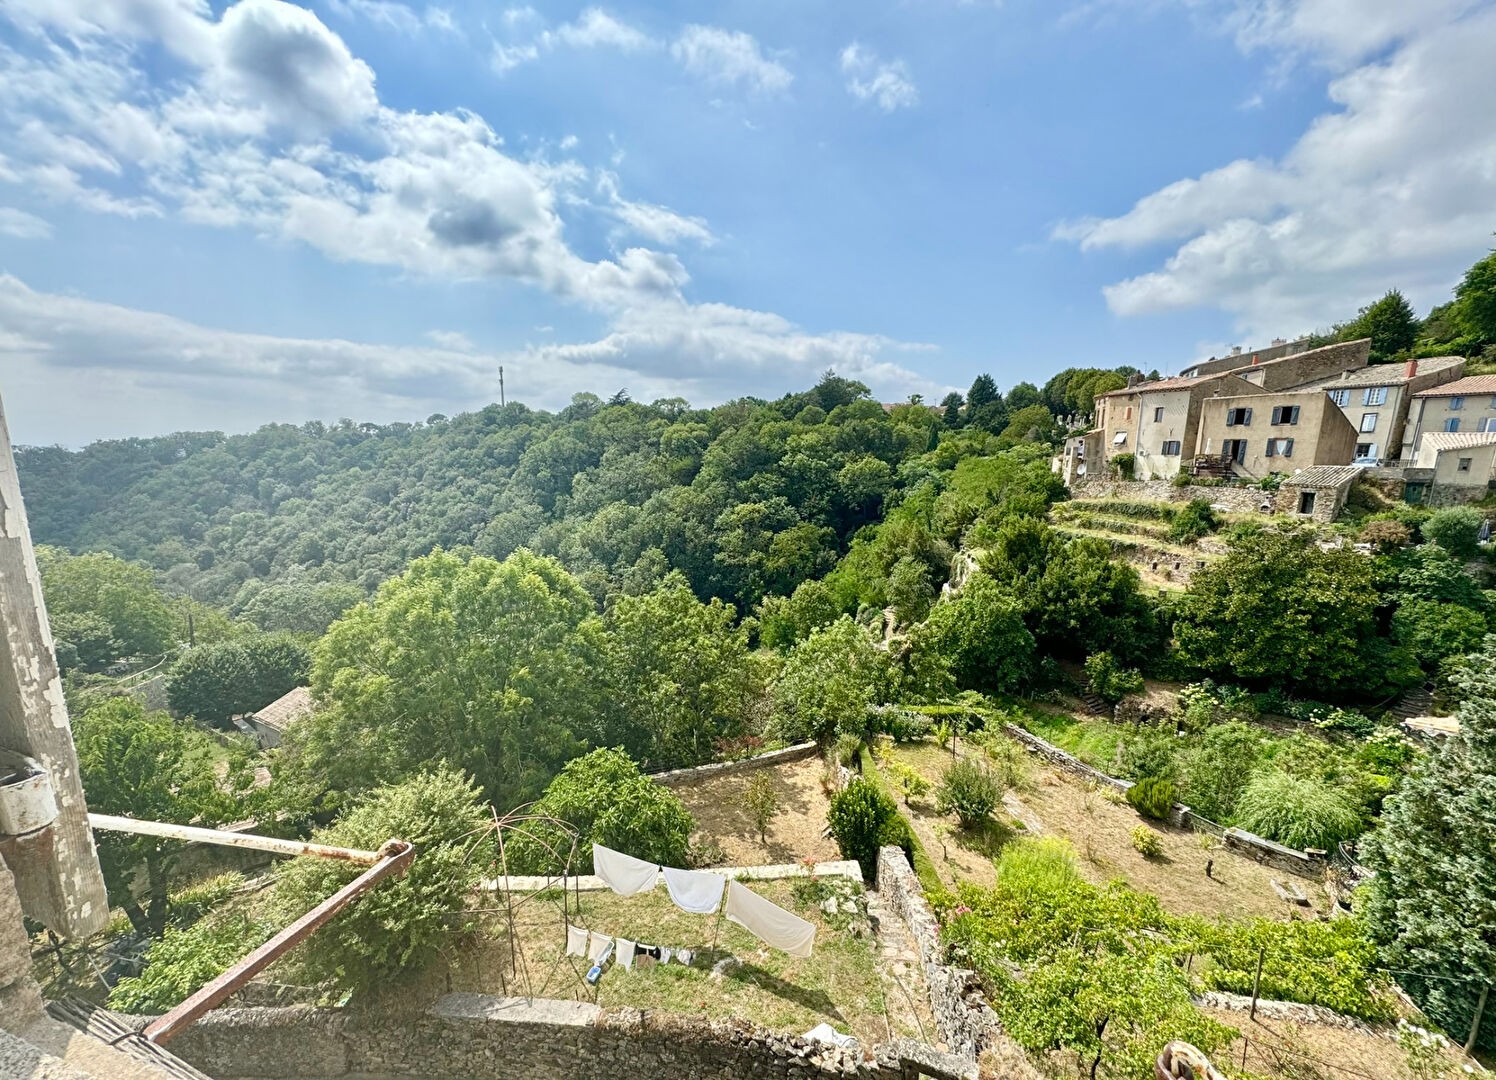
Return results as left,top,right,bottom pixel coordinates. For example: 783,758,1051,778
672,26,792,96
596,171,712,246
326,0,455,35
491,7,652,73
0,207,51,238
839,43,918,112
424,329,475,350
1055,2,1496,340
1226,0,1486,67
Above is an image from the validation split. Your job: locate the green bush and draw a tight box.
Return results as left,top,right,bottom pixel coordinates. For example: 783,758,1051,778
828,777,901,880
1233,769,1363,850
886,760,932,805
1131,825,1163,858
274,767,496,993
1118,727,1179,783
993,836,1083,898
1168,498,1221,544
1084,650,1145,704
1125,776,1176,820
936,757,1004,828
1422,506,1484,557
109,913,271,1013
1110,452,1136,480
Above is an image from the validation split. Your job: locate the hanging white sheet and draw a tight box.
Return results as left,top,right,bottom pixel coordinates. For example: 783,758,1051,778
725,880,815,958
616,937,636,971
592,844,660,896
588,931,614,962
662,867,725,914
566,925,589,957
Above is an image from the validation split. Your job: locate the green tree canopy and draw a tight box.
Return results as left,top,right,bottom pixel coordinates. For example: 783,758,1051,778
770,615,894,744
38,547,177,668
1339,290,1419,360
166,632,310,728
1362,636,1496,1052
288,548,605,807
1454,247,1496,342
911,573,1034,694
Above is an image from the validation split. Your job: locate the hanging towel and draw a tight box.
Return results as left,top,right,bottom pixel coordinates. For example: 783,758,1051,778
663,867,725,914
675,948,693,966
592,844,659,896
726,880,816,958
588,932,614,963
616,938,636,971
660,947,673,965
566,925,589,958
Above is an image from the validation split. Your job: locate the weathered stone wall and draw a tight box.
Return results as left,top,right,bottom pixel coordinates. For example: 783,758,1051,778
648,741,818,786
875,847,1001,1065
162,995,977,1080
1003,725,1326,878
1067,478,1271,513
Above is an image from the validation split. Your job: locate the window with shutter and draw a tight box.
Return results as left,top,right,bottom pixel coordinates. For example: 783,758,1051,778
1282,438,1293,458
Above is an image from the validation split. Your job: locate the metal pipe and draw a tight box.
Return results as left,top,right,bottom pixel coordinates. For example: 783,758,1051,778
143,838,414,1045
88,813,384,864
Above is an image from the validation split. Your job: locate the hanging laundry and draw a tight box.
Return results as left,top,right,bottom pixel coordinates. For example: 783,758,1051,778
660,947,673,965
725,880,815,958
663,867,725,914
616,938,636,971
588,931,614,963
675,948,693,967
592,844,659,896
566,925,589,958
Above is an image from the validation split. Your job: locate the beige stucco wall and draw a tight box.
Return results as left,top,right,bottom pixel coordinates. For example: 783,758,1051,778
1404,392,1496,458
1196,392,1357,478
1132,389,1192,480
1430,443,1496,487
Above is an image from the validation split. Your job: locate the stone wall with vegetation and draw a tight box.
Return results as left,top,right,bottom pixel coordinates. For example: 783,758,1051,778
1003,724,1326,878
163,995,976,1080
648,741,818,786
875,846,1001,1065
1068,478,1271,513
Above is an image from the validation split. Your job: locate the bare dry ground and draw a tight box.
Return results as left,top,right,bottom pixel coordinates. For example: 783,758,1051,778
1201,1008,1474,1080
670,756,841,866
886,740,1331,921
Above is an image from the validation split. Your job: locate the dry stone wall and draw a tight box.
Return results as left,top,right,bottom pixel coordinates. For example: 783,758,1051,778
875,847,1001,1065
648,741,818,786
162,995,977,1080
1068,478,1272,513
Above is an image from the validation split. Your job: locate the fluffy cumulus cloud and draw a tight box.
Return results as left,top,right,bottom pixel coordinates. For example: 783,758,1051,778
0,0,933,436
490,6,652,73
839,43,918,112
1056,0,1496,338
671,26,793,96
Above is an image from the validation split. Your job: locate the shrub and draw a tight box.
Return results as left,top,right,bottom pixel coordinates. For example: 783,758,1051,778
828,777,901,879
1171,473,1192,488
1169,499,1221,544
1084,650,1145,704
995,836,1083,898
887,760,932,805
1110,452,1136,480
872,709,933,743
744,773,779,844
1118,727,1179,783
936,758,1004,828
1423,506,1484,557
1234,770,1363,851
1360,519,1413,552
1131,825,1163,858
505,748,694,874
1126,776,1176,820
109,913,271,1013
274,767,496,993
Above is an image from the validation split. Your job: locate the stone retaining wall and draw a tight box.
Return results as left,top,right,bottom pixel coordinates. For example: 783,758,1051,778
648,741,819,786
161,994,976,1080
875,847,1001,1065
1068,479,1270,513
1002,725,1325,878
482,859,861,894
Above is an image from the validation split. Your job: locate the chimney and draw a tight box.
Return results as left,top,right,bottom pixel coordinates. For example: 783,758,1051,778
1405,359,1418,379
1251,354,1260,365
1127,373,1140,387
1231,346,1242,356
1271,337,1285,346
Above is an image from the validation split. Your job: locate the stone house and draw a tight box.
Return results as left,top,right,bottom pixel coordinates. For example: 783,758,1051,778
1304,356,1465,465
1229,337,1372,392
1090,372,1265,481
1403,375,1496,460
1194,389,1359,479
1276,465,1364,522
1407,431,1496,504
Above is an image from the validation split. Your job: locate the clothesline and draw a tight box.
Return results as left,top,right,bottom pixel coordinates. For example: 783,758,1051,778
585,843,816,959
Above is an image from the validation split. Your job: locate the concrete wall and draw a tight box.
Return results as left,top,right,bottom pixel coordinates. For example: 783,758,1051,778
648,741,818,786
1133,389,1192,481
160,995,977,1080
1195,392,1356,478
874,848,1002,1065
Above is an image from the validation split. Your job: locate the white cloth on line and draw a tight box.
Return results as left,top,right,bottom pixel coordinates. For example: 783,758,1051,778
663,867,725,914
592,844,659,896
726,880,815,958
675,948,692,966
566,925,589,957
588,931,613,962
616,938,636,971
660,947,673,965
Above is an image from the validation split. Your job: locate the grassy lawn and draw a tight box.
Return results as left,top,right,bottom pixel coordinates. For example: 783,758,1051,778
1017,708,1125,771
382,877,908,1046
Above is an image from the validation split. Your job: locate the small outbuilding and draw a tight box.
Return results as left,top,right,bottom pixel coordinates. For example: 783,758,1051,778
234,686,313,749
1275,464,1363,522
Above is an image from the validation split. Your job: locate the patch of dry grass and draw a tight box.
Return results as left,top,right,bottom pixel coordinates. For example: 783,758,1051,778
670,757,840,866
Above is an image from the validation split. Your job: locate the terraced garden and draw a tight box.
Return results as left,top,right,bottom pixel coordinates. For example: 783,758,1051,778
1048,498,1220,587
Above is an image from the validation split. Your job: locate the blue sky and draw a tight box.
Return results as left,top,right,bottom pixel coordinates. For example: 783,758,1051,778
1,0,1494,445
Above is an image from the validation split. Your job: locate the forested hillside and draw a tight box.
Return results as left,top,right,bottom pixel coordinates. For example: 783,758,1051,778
15,371,1115,616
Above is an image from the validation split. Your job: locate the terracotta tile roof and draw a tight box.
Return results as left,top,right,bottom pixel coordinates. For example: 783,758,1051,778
1413,374,1496,398
1305,356,1464,388
1415,431,1496,452
251,686,313,733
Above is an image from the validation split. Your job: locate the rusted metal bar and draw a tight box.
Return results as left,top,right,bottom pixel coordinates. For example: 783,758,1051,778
88,813,384,864
143,838,414,1045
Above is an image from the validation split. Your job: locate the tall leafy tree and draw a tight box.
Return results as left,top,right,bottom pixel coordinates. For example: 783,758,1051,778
1455,247,1496,343
940,391,965,428
1340,289,1419,360
1362,638,1496,1052
288,548,605,806
74,699,240,936
600,574,764,768
770,616,893,744
166,632,310,728
38,547,177,666
911,572,1034,694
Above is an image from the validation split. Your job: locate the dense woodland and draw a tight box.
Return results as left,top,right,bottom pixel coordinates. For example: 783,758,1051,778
18,248,1496,1078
